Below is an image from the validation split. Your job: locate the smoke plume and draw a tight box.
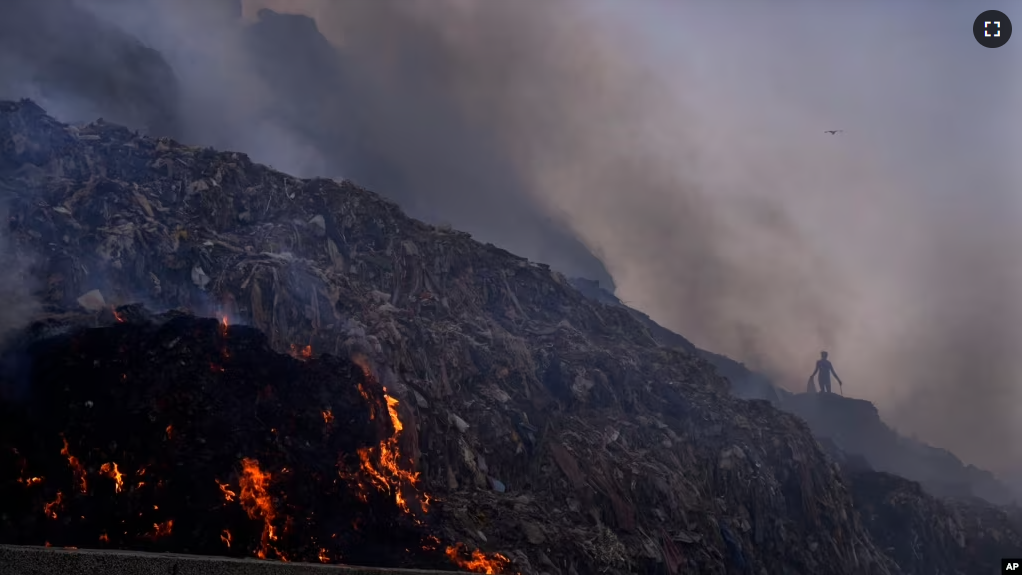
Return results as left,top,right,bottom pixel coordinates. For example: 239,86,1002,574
0,0,1020,478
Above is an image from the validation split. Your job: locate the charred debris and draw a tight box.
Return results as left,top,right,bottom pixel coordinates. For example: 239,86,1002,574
0,99,1020,574
0,308,461,569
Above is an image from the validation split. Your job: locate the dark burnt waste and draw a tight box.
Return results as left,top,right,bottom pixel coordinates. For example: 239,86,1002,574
0,308,455,569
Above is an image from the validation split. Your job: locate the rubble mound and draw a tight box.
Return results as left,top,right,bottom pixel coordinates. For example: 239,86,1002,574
0,308,465,569
0,99,1011,574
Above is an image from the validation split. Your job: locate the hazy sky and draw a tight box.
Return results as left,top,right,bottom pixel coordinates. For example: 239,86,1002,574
603,2,1022,476
1,0,1020,478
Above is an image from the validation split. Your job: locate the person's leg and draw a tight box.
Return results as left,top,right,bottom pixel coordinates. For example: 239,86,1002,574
820,378,831,393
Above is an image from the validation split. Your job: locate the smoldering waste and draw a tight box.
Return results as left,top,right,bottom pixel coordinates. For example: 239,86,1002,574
2,98,1022,574
0,308,507,573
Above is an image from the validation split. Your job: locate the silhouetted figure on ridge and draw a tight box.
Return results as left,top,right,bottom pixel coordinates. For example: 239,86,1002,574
808,350,843,394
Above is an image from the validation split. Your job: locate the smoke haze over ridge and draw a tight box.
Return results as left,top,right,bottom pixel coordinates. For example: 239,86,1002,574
0,0,1020,480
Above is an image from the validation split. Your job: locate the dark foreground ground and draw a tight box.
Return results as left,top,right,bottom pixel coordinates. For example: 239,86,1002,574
0,545,465,575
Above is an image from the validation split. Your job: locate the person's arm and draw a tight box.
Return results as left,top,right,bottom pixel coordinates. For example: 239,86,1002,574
831,365,843,385
808,363,819,381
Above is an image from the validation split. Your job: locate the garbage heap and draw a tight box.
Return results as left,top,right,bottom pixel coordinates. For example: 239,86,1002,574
844,469,1022,575
0,99,1017,574
0,308,483,570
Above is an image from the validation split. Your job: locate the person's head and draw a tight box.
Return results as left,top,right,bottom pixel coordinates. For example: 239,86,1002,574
820,350,829,359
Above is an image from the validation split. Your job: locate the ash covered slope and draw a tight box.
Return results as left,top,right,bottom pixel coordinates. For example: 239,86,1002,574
0,100,901,574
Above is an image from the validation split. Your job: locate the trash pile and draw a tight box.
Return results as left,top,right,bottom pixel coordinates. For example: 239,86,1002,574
845,470,1022,575
0,99,1014,574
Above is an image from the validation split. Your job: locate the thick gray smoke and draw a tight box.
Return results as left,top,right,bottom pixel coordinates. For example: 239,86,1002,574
0,0,1020,478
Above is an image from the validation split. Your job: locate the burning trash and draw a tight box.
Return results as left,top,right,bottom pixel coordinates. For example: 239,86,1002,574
0,312,506,571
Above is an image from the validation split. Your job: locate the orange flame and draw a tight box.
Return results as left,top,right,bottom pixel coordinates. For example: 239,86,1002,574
221,529,232,548
17,476,43,487
322,409,333,424
112,307,126,323
351,379,429,514
220,317,229,337
60,436,87,493
43,491,64,520
144,520,173,540
289,344,313,361
99,533,109,543
445,544,512,574
318,548,330,563
99,462,124,493
239,458,280,560
165,425,173,440
216,479,236,502
357,384,375,420
385,394,403,434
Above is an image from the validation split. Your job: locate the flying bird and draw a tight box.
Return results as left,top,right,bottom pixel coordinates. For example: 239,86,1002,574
824,130,843,135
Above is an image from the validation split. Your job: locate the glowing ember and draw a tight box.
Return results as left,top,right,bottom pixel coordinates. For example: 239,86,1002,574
99,533,109,543
165,425,173,440
318,548,330,563
43,491,63,520
445,544,512,574
111,307,126,323
239,458,280,560
221,529,232,548
210,363,225,373
289,344,313,361
98,462,125,493
219,317,229,337
144,520,173,540
17,476,43,487
60,435,87,493
357,384,375,420
322,409,333,424
216,479,236,502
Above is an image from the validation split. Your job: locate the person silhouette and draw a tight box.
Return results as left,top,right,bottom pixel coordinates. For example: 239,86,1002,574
808,351,843,394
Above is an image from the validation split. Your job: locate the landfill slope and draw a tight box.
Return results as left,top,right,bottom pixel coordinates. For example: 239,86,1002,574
0,99,941,574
